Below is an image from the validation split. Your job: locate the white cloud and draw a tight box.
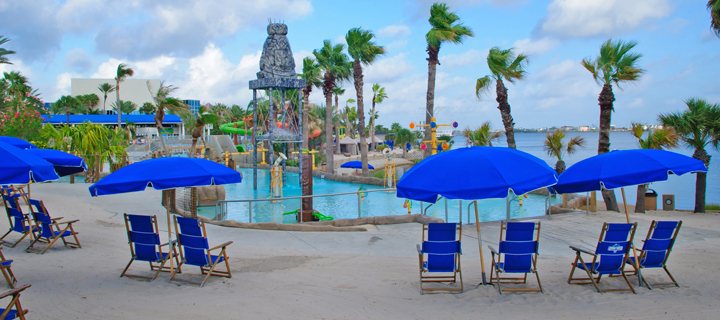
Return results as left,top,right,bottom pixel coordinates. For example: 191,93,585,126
512,37,559,56
55,72,75,97
378,25,411,38
440,49,484,69
133,56,177,79
522,59,598,110
90,59,123,79
538,0,671,38
364,53,415,84
64,48,93,73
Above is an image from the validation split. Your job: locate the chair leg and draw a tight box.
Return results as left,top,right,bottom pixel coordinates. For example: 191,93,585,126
535,271,543,293
200,256,223,287
168,261,185,283
223,252,232,278
120,258,136,278
39,235,63,254
664,266,679,287
578,256,602,293
0,267,15,289
621,272,636,294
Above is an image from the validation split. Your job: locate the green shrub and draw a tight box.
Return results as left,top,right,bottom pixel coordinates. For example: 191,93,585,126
286,159,299,167
377,144,388,152
706,203,720,211
370,169,385,179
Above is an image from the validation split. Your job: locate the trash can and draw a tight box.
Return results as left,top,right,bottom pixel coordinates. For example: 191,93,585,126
645,189,658,210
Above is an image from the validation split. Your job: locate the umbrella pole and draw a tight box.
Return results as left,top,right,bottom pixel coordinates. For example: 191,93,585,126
621,187,643,287
474,201,489,285
506,195,510,222
166,190,175,277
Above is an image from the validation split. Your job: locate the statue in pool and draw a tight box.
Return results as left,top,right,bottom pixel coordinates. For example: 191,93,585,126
257,21,297,79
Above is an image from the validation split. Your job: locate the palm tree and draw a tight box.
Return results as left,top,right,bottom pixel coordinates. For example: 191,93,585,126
476,47,528,149
299,57,323,149
424,2,473,156
77,93,99,114
0,36,15,65
709,0,720,37
346,27,386,177
52,95,83,124
543,130,586,174
630,122,680,212
97,83,115,115
344,98,356,139
332,87,345,154
369,83,387,152
395,128,416,157
313,40,353,174
115,63,135,126
111,100,138,115
3,71,29,112
190,107,218,158
659,98,720,213
148,81,188,155
462,121,503,147
582,39,644,211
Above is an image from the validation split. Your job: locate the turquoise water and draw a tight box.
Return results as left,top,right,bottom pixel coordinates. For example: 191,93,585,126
198,168,559,223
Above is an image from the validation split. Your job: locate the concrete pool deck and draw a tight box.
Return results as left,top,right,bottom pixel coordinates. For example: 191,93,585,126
5,183,720,319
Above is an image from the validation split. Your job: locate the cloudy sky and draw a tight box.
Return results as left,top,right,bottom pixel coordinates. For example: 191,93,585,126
1,0,718,129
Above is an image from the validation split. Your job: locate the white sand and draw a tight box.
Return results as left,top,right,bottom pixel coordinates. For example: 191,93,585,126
3,183,720,319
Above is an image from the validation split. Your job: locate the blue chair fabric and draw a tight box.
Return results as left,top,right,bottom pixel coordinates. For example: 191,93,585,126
170,216,233,287
24,199,81,254
120,214,179,281
489,221,543,294
0,248,17,289
416,223,463,294
624,220,682,289
0,196,35,249
0,284,30,319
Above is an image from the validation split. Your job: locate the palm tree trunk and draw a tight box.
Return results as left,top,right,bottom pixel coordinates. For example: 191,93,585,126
354,60,369,177
693,148,710,213
323,74,334,174
116,81,121,127
597,83,619,212
496,79,516,149
302,89,310,149
154,109,168,156
635,184,646,213
103,94,107,115
424,46,439,158
370,99,376,151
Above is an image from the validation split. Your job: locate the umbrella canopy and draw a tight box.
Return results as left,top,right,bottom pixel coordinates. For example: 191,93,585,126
397,147,558,203
552,149,707,194
0,136,37,149
0,142,59,184
88,157,242,196
340,161,374,170
25,149,87,177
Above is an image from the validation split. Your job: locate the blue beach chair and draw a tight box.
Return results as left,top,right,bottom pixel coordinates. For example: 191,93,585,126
0,248,17,289
25,199,81,254
623,220,682,289
121,214,180,281
416,223,463,294
0,197,36,248
489,221,543,294
0,284,30,320
568,222,638,294
170,216,233,287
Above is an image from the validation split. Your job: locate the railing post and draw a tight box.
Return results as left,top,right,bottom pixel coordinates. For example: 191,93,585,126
357,193,361,218
248,202,252,223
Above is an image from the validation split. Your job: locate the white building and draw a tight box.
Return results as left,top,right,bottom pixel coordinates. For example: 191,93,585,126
71,78,161,114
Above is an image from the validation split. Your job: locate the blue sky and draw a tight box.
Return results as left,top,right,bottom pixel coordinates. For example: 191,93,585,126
1,0,718,130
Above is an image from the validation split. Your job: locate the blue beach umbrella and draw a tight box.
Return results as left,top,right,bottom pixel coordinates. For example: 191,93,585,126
0,141,59,184
25,149,87,177
340,161,374,170
0,136,37,149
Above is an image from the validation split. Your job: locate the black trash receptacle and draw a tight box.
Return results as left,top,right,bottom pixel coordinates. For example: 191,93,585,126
645,189,658,210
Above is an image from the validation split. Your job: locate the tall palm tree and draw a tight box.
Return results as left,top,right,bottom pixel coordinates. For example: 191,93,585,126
344,98,356,139
111,100,138,115
299,57,323,149
709,0,720,37
3,71,29,112
369,83,387,152
77,93,99,114
582,39,644,211
98,83,115,115
630,122,680,213
543,130,586,174
346,27,386,177
313,40,353,174
115,63,135,126
395,128,416,158
659,98,720,213
148,81,188,155
0,36,15,65
190,107,218,158
424,2,473,156
462,121,503,147
476,47,528,149
332,87,345,154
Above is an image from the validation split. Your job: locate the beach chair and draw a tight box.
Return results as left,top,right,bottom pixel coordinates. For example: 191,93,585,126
0,197,36,248
170,216,233,287
568,222,638,294
488,221,543,294
0,284,30,320
416,223,463,294
0,248,17,289
121,214,180,281
25,199,81,254
623,220,682,289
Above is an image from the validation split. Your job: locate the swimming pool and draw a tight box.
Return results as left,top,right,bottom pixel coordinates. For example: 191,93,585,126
198,168,560,224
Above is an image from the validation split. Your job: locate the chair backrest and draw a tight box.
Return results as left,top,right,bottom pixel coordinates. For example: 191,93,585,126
174,216,211,267
639,220,681,267
27,199,54,238
422,223,461,272
5,206,27,233
498,221,540,272
593,223,637,273
124,214,163,261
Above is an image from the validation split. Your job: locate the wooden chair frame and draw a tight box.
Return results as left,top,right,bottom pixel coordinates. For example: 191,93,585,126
0,197,36,248
120,214,180,281
0,284,30,320
416,223,463,294
568,222,637,294
0,248,17,289
25,199,81,254
488,221,543,294
620,220,682,289
170,216,232,287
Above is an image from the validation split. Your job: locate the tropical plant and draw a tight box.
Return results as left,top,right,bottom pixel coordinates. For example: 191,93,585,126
709,0,720,37
332,86,345,154
424,2,473,156
462,121,503,147
115,63,134,125
542,129,586,174
299,57,323,149
475,47,528,149
97,82,115,115
0,36,15,65
189,107,218,158
51,95,85,124
437,135,454,151
394,128,416,157
147,81,188,155
0,109,43,141
111,100,138,115
3,71,29,112
582,38,644,211
369,83,387,152
77,93,99,114
139,102,156,115
659,98,720,213
630,122,680,213
313,40,353,174
343,98,356,139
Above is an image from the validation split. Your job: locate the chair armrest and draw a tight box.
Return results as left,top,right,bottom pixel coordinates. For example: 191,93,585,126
569,245,596,256
0,284,30,299
160,240,177,247
488,245,498,255
416,244,423,255
54,219,80,225
208,241,234,251
51,217,64,221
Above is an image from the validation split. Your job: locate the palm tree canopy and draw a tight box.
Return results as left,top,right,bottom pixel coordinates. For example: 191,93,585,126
313,40,353,85
543,129,586,161
426,2,474,50
630,122,680,150
98,83,115,95
346,28,386,65
475,47,528,98
581,39,644,88
111,100,138,114
0,36,16,65
658,98,720,152
115,63,135,82
709,0,720,37
462,122,503,147
300,57,323,90
372,83,388,103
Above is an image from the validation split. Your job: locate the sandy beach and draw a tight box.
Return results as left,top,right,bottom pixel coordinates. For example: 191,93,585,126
2,183,719,319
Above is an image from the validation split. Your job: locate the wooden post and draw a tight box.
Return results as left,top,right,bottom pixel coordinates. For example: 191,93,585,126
300,155,314,222
589,191,597,212
473,201,488,285
621,187,643,287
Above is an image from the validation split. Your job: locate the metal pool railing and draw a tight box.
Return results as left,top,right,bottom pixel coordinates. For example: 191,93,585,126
214,188,397,223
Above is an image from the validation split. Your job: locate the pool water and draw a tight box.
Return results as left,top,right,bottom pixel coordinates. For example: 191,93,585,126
198,168,560,224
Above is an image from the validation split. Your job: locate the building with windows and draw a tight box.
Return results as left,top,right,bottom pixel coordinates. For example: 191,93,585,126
182,99,201,115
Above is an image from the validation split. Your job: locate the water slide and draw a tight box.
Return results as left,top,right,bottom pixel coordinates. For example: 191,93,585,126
219,121,256,136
